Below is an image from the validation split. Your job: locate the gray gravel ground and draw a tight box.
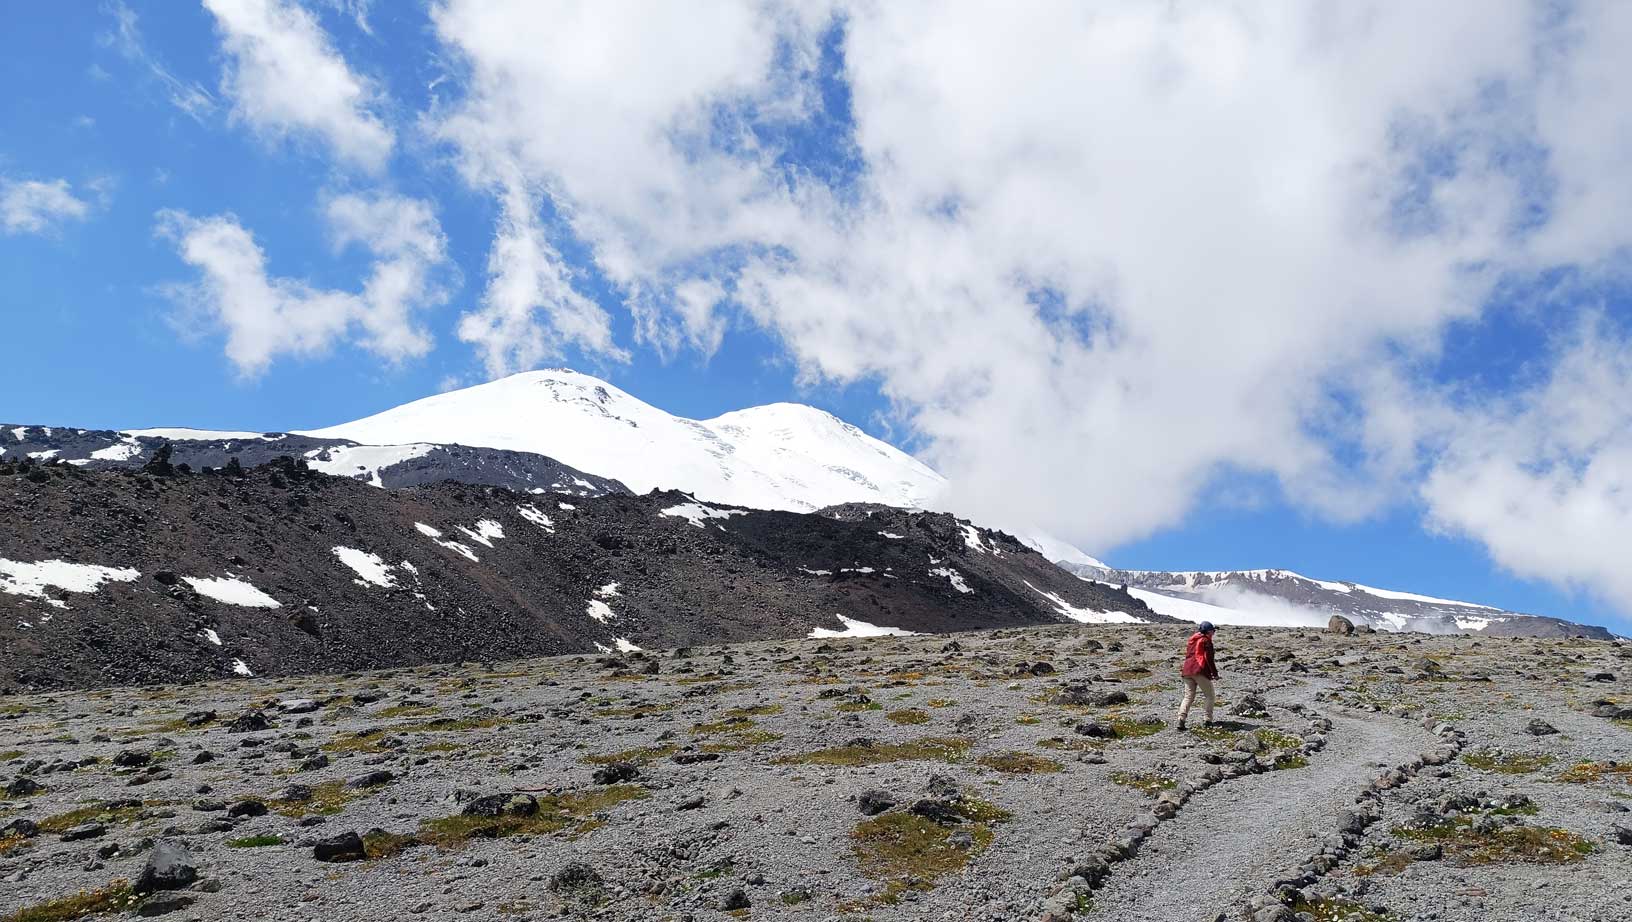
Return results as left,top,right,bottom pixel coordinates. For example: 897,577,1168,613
0,625,1628,922
1088,696,1432,921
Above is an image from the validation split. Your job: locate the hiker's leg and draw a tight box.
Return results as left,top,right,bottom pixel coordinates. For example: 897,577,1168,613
1198,676,1215,722
1177,677,1197,723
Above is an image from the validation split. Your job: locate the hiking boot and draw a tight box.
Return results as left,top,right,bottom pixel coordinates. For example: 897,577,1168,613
1175,720,1187,731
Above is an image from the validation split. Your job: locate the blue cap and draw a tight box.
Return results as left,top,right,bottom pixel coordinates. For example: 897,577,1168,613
1197,621,1215,634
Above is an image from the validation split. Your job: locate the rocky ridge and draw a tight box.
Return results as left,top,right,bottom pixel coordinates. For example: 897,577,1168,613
0,457,1158,691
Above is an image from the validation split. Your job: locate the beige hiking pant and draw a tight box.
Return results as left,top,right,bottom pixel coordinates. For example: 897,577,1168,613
1178,675,1214,724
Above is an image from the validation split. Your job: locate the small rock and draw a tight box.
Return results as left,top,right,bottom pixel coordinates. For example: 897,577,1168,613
591,762,639,785
347,770,394,789
62,822,107,841
1525,719,1559,736
225,799,267,818
857,790,898,816
720,888,751,911
135,893,194,917
312,831,366,862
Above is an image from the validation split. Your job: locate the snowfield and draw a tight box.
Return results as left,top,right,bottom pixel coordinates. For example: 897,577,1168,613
807,614,916,638
332,546,398,588
0,558,140,599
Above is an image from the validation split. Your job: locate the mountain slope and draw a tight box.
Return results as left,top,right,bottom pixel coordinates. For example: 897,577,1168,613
0,424,630,497
0,458,1161,690
304,369,946,514
1065,564,1612,639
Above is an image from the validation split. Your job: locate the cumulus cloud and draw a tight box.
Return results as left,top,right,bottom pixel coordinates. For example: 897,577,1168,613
1,178,93,235
157,192,448,375
427,2,1632,613
203,0,393,170
1421,315,1632,610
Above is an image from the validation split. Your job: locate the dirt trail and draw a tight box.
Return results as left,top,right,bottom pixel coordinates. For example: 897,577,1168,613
1086,695,1432,922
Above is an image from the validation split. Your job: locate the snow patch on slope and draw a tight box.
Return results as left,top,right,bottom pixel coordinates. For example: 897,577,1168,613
1024,581,1144,624
414,523,479,562
332,546,397,588
184,575,281,608
516,505,555,532
306,443,434,487
0,558,140,599
928,566,972,594
808,614,916,638
660,500,747,528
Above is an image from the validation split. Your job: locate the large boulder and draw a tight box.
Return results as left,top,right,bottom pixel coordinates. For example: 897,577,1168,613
1327,615,1355,635
136,840,198,893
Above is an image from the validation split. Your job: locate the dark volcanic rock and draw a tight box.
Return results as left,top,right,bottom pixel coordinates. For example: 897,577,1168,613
0,464,1163,690
136,840,198,893
313,831,367,862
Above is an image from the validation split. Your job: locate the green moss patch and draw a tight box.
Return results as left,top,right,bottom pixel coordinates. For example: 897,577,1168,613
417,785,646,847
775,737,971,767
268,780,357,819
583,745,679,765
1109,771,1176,796
1555,761,1632,785
691,717,783,753
1287,895,1388,921
977,751,1063,774
1394,816,1594,864
887,708,931,725
226,834,283,848
1107,716,1164,739
849,797,1009,904
1462,750,1555,774
38,803,148,835
1,881,136,922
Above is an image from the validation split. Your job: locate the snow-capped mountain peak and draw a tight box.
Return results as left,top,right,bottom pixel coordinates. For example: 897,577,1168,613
304,369,948,514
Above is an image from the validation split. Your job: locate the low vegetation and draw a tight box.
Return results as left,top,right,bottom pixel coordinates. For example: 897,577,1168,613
1462,750,1556,774
977,751,1063,774
1,882,135,922
418,785,647,847
1394,816,1594,864
775,737,972,767
849,797,1010,905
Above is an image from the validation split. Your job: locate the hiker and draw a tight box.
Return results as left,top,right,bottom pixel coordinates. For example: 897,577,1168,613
1176,620,1219,730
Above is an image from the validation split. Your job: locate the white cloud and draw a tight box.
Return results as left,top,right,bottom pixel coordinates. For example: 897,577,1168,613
1,178,92,235
157,191,448,375
455,180,626,377
203,0,393,170
1421,315,1632,611
428,2,1632,614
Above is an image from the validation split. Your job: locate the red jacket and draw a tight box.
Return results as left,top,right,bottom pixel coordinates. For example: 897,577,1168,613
1181,632,1219,680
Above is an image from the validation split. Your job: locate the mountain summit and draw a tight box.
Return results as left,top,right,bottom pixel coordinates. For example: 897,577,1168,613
304,369,947,514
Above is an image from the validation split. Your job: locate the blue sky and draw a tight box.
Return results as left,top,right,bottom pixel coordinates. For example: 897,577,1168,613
2,2,1631,633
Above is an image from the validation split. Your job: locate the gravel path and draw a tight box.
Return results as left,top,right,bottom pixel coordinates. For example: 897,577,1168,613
1087,696,1431,922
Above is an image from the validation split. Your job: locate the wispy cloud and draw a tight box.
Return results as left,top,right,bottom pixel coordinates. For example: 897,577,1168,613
202,0,394,170
1,177,94,235
103,0,217,122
